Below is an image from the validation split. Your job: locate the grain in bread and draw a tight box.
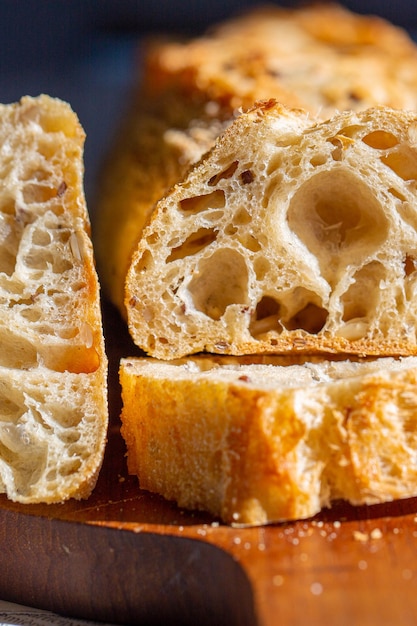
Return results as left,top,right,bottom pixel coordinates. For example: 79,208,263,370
120,354,417,525
126,101,417,360
0,95,108,503
94,3,417,311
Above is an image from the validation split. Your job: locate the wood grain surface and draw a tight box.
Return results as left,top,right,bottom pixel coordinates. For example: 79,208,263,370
1,300,417,626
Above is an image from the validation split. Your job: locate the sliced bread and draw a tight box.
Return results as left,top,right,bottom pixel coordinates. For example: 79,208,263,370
120,354,417,525
0,95,108,503
125,101,417,360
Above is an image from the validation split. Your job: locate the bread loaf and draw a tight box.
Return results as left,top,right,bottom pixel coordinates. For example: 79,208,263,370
146,2,417,118
94,3,417,312
120,354,417,525
0,95,108,503
125,101,417,360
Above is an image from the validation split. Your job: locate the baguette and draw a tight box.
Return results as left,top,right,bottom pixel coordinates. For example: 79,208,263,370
125,101,417,360
120,354,417,525
146,2,417,118
0,95,108,503
94,3,417,312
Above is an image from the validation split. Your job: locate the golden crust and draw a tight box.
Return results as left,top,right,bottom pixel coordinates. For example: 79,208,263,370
146,3,417,115
120,355,417,525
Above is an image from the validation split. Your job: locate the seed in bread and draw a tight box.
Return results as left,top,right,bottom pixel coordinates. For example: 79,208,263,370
0,95,108,503
120,354,417,526
125,101,417,360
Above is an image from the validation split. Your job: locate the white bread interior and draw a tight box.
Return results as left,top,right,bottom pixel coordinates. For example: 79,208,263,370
120,354,417,526
0,95,108,503
126,102,417,360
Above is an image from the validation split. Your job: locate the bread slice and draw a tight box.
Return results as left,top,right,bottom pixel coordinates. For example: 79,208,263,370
125,101,417,360
0,95,108,503
120,354,417,526
94,3,417,312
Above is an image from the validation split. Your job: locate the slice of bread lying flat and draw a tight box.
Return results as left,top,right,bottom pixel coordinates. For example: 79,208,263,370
126,101,417,360
120,354,417,526
0,95,108,503
94,3,417,312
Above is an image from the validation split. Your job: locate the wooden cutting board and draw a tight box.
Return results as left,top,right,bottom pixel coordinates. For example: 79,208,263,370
0,301,417,626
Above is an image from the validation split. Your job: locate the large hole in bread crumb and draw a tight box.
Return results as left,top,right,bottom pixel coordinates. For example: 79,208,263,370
0,329,37,369
179,190,225,215
341,261,384,322
249,296,282,336
0,389,24,422
338,261,385,340
284,302,328,334
362,131,399,150
208,161,239,185
380,147,417,181
22,184,57,204
188,248,249,320
287,170,388,283
135,249,154,273
388,187,407,202
58,458,82,477
250,290,328,337
249,287,328,338
279,287,328,334
0,213,23,275
404,255,417,277
0,197,17,216
334,125,362,139
167,228,218,262
237,233,262,252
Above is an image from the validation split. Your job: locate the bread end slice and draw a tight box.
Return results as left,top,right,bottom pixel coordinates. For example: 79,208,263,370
0,95,108,503
120,355,417,525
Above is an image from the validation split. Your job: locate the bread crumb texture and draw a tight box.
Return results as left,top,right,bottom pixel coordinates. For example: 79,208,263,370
126,103,417,360
0,95,108,503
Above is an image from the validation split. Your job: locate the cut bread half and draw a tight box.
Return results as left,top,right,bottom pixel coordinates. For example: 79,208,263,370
94,2,417,312
120,354,417,526
0,95,108,503
126,101,417,360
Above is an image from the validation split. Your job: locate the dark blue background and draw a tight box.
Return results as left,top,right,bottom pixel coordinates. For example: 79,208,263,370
0,1,415,212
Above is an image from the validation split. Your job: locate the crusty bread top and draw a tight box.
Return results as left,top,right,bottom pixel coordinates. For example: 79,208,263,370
144,3,417,118
120,354,417,524
126,101,417,360
0,95,108,503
